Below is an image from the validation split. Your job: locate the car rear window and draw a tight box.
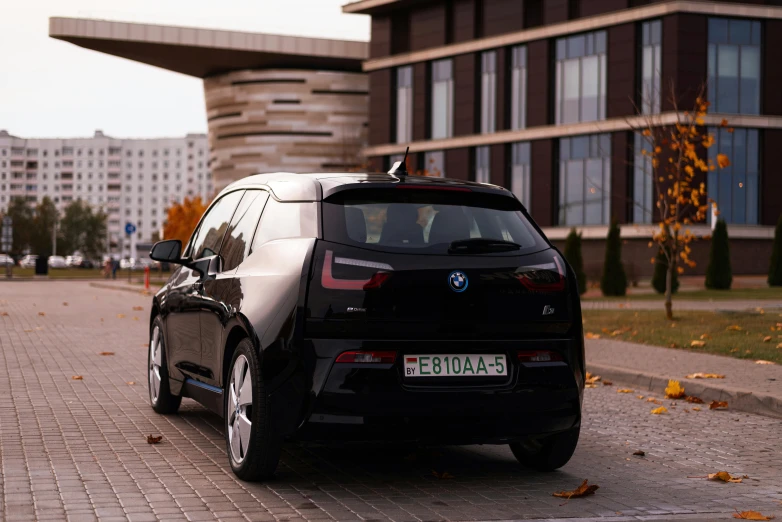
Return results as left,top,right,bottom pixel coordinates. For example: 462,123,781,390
323,187,548,255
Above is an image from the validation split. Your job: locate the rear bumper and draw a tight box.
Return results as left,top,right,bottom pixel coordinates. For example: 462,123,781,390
289,338,583,444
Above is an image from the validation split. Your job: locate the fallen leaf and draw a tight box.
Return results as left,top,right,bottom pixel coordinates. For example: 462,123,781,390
763,336,772,343
117,314,125,319
685,373,726,379
730,348,739,353
552,479,599,499
685,396,705,404
708,471,743,483
585,332,601,339
651,406,668,415
133,316,139,321
38,311,45,316
700,333,712,340
755,360,776,365
637,395,645,399
585,372,601,385
0,311,8,316
709,401,729,410
585,383,598,388
126,381,135,385
632,450,645,457
132,306,143,311
726,325,743,331
99,352,115,356
147,435,163,444
665,380,685,399
71,375,83,380
690,340,706,347
62,302,68,306
647,398,662,404
733,511,774,520
602,380,613,386
777,343,782,349
431,470,454,480
617,389,634,393
693,407,701,411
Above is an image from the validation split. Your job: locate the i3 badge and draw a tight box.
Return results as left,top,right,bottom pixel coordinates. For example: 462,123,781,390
448,271,468,293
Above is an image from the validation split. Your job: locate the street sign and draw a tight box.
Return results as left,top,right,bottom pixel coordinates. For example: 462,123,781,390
1,216,12,253
125,222,137,236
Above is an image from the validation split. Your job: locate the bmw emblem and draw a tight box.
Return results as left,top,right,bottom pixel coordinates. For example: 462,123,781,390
448,271,468,293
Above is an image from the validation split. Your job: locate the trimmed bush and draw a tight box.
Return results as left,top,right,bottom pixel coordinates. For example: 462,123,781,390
769,214,782,287
705,219,732,290
564,228,587,295
651,245,679,294
601,219,627,296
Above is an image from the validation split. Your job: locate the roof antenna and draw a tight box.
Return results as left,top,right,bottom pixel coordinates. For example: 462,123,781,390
388,146,409,177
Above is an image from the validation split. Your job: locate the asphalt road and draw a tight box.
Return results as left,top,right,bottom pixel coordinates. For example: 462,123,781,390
1,281,780,522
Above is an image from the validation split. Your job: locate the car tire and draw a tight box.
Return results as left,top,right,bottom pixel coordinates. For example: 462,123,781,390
225,339,281,481
509,426,580,472
148,317,182,414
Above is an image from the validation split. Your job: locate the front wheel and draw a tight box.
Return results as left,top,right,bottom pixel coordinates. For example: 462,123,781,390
148,317,181,414
509,427,580,471
225,339,281,481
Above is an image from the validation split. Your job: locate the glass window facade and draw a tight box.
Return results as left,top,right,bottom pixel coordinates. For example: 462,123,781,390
707,127,759,224
475,146,490,184
558,134,612,225
633,134,654,224
480,51,497,134
396,66,413,143
555,31,607,124
708,18,761,115
511,46,527,130
641,20,662,114
424,150,445,177
431,59,454,139
511,142,531,209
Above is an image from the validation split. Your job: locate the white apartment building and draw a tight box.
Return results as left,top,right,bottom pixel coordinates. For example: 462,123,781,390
0,130,213,256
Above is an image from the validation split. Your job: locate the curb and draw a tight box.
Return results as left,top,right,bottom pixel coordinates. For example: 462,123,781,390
587,362,782,419
89,282,158,296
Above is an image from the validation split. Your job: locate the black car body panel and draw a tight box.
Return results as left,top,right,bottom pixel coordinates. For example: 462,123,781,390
150,172,585,446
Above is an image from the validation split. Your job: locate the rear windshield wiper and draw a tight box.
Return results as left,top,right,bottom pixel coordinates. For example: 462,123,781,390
448,238,521,253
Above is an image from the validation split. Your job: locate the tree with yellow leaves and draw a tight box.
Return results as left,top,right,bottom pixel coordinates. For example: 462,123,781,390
634,86,730,320
162,197,208,247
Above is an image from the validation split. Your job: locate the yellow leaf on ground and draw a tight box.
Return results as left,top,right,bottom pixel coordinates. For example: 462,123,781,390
71,375,83,380
647,398,662,404
585,373,601,385
132,306,144,311
665,380,686,399
700,333,712,340
117,314,125,319
38,312,45,316
585,332,601,339
763,336,772,343
585,383,598,388
733,510,775,520
690,340,706,347
637,395,645,399
727,325,743,331
709,401,729,410
692,407,702,411
755,360,776,365
133,317,139,321
708,471,743,483
552,480,599,499
651,406,668,415
685,373,726,379
127,381,135,385
99,352,115,356
617,389,634,393
777,343,782,349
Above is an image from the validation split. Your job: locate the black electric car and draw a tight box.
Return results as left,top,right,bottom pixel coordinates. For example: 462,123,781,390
148,166,585,481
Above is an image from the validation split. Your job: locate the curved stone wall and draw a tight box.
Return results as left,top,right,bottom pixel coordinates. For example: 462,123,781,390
204,69,368,189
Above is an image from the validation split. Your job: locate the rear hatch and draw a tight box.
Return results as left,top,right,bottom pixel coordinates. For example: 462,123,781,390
305,184,575,340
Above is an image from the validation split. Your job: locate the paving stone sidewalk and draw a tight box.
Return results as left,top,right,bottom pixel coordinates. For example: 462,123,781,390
582,299,782,311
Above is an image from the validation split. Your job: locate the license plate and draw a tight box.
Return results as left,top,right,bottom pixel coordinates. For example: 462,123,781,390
404,354,507,378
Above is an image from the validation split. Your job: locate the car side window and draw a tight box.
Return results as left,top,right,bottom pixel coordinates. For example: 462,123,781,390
220,190,270,271
251,199,318,252
188,190,244,260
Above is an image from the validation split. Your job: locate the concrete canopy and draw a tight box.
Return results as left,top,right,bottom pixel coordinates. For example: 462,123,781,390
48,17,368,77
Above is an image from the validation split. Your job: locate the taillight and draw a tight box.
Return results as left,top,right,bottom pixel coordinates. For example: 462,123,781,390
514,255,566,292
517,350,564,363
321,250,393,290
336,351,397,363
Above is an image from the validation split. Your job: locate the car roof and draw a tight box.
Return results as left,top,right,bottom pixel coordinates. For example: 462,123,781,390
220,172,511,202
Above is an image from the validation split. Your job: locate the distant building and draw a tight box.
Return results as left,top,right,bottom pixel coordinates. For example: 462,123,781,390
344,0,781,276
0,129,212,256
49,18,369,191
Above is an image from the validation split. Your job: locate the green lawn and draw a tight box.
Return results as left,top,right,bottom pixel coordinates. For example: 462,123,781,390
584,286,782,301
582,309,782,363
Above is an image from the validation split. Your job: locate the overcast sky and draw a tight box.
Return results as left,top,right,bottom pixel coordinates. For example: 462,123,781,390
0,0,369,139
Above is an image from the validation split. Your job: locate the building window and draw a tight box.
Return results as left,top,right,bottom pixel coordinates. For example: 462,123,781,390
707,127,759,224
558,134,611,225
511,46,527,130
708,18,761,115
511,142,531,209
641,20,662,114
633,134,654,224
555,31,607,124
424,150,445,178
431,59,454,139
475,146,490,184
395,66,413,144
480,51,497,134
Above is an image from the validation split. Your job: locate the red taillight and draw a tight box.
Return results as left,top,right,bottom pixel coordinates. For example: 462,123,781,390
517,350,564,363
514,255,566,292
321,250,393,290
336,351,397,364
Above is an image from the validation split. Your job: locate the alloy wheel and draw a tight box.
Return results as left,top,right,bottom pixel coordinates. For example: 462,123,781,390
228,355,253,464
148,326,162,404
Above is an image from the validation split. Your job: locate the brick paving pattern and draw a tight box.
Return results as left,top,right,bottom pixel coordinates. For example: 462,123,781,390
581,299,782,311
1,281,781,521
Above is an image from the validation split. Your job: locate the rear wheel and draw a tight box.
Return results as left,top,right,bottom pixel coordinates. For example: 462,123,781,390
509,427,579,471
148,317,181,414
225,339,281,481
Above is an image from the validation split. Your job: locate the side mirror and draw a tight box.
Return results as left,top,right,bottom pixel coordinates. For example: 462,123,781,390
150,240,183,263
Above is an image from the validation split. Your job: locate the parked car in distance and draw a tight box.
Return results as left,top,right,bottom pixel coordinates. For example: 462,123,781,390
0,254,13,266
19,255,38,268
147,171,585,482
48,256,67,268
